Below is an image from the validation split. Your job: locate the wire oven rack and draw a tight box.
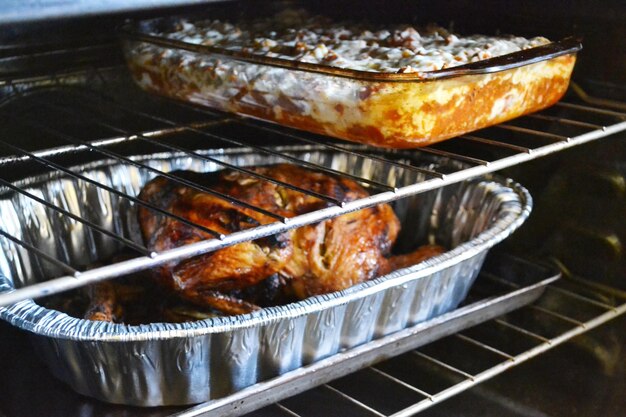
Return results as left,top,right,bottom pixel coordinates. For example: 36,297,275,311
1,251,624,417
192,265,626,417
0,66,625,306
0,65,623,416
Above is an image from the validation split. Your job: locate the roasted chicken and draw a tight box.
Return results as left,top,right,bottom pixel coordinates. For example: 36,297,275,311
136,163,443,316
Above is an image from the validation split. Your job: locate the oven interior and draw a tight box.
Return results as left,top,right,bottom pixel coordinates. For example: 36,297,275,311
0,1,625,416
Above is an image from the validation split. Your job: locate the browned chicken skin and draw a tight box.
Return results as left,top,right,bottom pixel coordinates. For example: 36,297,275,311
84,281,121,322
136,164,443,316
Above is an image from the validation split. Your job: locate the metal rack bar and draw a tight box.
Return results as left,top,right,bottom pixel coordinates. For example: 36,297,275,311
236,121,446,179
386,281,626,417
556,101,626,118
492,319,551,343
0,105,295,222
411,351,476,380
525,113,606,130
368,366,434,398
68,89,397,192
526,304,586,326
454,333,515,360
495,123,570,141
132,92,448,180
417,146,490,166
274,404,300,417
460,135,532,153
0,228,79,275
167,261,626,417
74,86,448,181
19,89,356,207
0,67,624,307
0,130,227,240
545,284,618,310
0,127,220,236
137,135,347,203
322,384,386,417
569,82,626,112
0,174,150,256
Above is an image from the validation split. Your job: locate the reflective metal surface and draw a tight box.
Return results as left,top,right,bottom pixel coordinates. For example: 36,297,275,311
0,149,530,406
0,251,559,416
242,270,626,417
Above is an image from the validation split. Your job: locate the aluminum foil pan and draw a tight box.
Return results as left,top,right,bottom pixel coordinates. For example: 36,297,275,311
0,146,531,406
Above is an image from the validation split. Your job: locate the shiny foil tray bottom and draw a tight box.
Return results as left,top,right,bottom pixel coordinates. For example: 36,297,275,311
0,147,531,406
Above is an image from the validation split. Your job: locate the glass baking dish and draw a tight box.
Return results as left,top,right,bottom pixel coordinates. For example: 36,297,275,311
121,16,581,149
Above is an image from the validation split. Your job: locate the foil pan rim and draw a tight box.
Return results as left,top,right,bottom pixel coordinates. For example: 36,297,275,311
0,178,531,342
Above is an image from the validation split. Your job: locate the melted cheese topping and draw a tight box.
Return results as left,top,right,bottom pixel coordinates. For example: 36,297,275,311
158,9,550,74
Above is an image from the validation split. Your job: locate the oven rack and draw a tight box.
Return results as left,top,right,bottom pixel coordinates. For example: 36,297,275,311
0,66,624,306
229,270,626,417
1,251,623,417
